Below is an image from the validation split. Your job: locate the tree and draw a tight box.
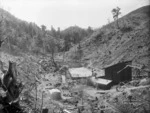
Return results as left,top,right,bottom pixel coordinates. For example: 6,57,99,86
45,36,58,71
64,36,71,51
41,25,47,54
51,26,57,37
41,25,46,32
112,7,121,29
57,27,61,38
0,15,5,48
77,42,83,62
87,26,93,36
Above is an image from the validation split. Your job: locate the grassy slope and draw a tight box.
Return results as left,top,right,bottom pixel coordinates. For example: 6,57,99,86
67,5,150,70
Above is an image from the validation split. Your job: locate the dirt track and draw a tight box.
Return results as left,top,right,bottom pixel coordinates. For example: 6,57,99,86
84,85,150,97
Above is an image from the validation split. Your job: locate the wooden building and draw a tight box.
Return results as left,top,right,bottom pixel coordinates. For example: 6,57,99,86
101,61,132,84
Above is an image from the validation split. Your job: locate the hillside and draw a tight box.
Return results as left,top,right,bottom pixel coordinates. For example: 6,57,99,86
0,8,93,56
0,5,150,113
0,8,44,55
67,5,150,71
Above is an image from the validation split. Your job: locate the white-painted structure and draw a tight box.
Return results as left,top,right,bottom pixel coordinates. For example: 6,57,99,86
63,109,72,113
88,77,112,90
69,67,92,78
94,78,112,85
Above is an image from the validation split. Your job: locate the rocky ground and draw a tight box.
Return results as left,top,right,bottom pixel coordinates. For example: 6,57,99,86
0,51,149,113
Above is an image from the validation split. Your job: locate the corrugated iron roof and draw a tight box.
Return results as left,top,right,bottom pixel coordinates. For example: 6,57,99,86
69,67,92,78
94,78,112,85
103,61,132,69
90,77,112,85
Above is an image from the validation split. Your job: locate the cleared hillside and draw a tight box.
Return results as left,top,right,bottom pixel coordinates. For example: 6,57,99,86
67,5,150,71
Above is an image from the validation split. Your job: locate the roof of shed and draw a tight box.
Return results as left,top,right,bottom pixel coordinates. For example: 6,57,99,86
69,67,92,78
103,61,132,69
90,77,112,85
94,78,112,85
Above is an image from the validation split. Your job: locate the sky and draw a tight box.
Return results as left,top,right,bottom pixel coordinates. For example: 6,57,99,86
0,0,149,30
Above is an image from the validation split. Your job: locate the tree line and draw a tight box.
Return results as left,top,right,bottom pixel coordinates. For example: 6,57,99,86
0,8,94,56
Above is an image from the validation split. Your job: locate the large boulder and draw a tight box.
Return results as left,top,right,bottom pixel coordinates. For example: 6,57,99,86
139,78,150,86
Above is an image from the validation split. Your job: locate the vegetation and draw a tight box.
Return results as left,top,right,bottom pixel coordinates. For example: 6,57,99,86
66,5,150,70
112,7,121,29
0,4,149,113
0,8,94,56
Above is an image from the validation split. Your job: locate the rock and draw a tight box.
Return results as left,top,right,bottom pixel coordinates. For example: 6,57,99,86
49,89,62,101
139,78,150,86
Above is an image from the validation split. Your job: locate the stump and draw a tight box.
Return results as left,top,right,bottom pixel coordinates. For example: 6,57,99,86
0,61,23,113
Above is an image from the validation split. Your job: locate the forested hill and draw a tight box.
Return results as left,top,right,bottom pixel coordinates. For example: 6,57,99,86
66,5,150,70
0,8,93,55
0,8,44,54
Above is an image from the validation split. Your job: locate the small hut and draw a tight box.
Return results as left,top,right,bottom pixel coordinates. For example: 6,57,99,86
101,61,132,84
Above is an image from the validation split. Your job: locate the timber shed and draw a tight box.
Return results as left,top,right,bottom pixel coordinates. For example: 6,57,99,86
101,61,132,84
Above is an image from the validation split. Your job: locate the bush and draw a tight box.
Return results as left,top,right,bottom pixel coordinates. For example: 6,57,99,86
115,103,135,113
120,26,133,33
93,30,104,42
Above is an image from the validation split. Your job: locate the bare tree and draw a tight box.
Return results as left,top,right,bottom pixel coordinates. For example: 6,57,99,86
45,36,58,71
112,7,121,29
34,75,38,113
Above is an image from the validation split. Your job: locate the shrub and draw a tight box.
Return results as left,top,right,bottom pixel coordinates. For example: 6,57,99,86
115,103,135,113
120,26,133,33
93,30,104,42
